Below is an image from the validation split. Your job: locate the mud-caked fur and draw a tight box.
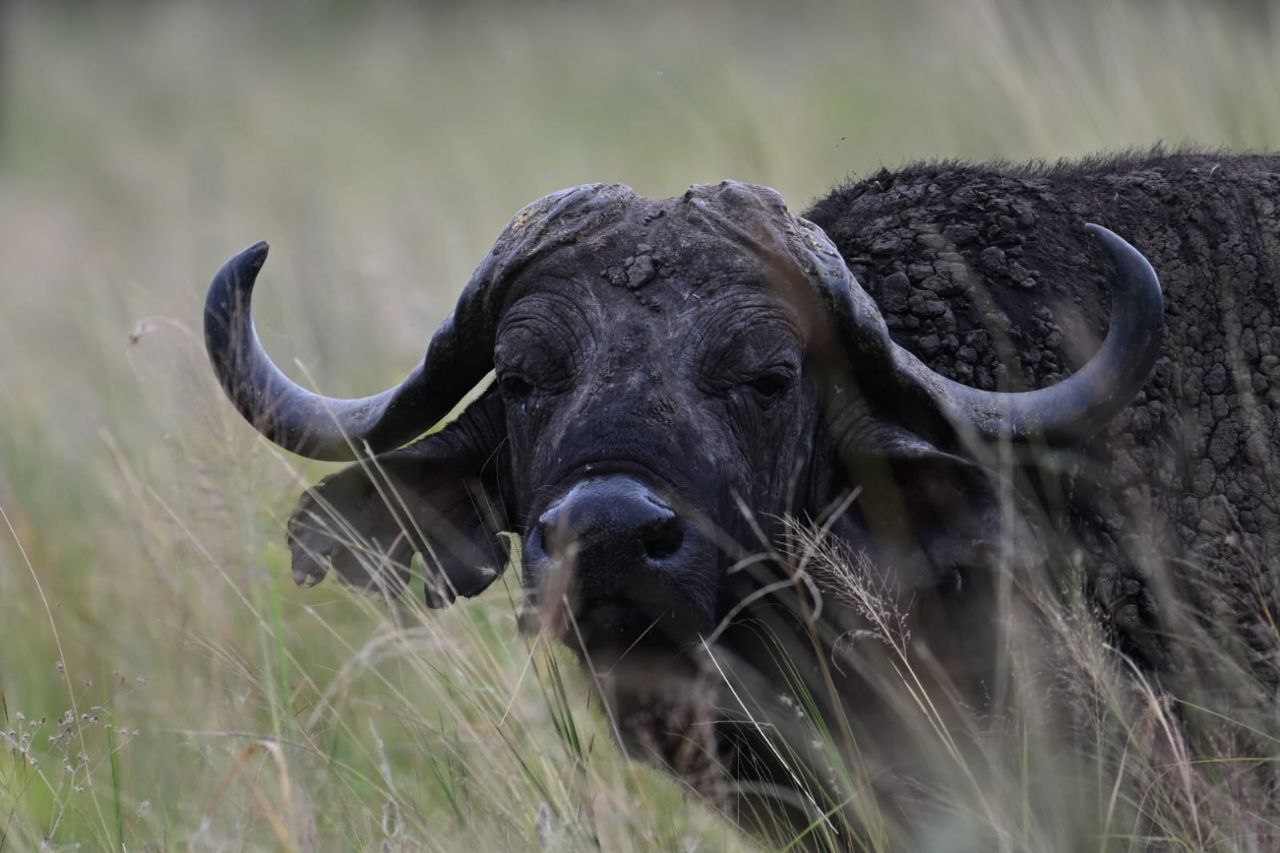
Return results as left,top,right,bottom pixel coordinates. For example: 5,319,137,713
806,149,1280,685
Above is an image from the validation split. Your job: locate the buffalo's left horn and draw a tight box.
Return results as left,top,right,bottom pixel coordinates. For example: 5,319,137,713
893,223,1164,442
203,242,489,461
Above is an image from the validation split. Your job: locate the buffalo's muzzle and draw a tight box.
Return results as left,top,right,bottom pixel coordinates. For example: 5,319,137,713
522,475,711,652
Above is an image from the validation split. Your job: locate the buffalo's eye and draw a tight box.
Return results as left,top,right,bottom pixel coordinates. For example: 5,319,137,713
740,369,794,405
499,372,536,399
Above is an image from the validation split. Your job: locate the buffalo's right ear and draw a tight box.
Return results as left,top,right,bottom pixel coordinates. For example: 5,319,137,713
287,389,510,608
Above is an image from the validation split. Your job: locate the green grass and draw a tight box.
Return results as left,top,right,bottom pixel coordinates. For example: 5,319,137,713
1,1,1279,849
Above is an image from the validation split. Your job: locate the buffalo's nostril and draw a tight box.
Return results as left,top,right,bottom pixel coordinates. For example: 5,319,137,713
641,515,684,560
537,477,683,561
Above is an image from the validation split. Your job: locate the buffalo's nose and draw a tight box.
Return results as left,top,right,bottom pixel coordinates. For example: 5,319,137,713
527,476,693,600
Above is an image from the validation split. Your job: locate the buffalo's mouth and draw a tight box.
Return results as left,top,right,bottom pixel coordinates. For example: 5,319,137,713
560,596,708,665
520,556,721,663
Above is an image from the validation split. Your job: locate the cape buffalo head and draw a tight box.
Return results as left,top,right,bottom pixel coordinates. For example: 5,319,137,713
204,181,1162,816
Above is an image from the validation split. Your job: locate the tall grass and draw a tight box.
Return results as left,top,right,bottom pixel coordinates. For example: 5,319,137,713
754,514,1280,850
1,1,1278,849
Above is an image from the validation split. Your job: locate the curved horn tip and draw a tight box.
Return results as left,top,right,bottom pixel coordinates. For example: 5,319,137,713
237,240,270,271
1083,222,1147,261
1083,223,1138,259
1082,222,1162,293
213,241,271,297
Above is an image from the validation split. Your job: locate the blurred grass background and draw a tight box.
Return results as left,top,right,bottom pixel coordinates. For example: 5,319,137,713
0,1,1277,849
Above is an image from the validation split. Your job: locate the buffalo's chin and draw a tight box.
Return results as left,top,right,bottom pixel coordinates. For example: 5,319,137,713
586,643,721,765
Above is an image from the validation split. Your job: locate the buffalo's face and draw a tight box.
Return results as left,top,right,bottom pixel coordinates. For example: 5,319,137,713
495,226,819,661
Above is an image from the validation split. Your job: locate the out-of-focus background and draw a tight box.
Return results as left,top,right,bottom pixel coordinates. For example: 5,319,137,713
0,2,1276,849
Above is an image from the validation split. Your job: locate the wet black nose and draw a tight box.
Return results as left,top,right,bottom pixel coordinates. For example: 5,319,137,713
527,476,693,601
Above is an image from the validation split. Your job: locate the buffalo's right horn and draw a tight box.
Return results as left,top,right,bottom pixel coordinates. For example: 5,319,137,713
203,183,626,461
203,242,490,461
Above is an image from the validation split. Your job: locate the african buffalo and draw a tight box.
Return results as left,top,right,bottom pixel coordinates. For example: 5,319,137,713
203,150,1279,846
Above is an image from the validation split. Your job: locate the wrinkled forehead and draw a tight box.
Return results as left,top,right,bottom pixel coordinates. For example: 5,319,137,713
500,181,834,312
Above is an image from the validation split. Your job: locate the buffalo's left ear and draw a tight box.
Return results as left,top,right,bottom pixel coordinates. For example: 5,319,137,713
890,449,1046,589
839,420,1048,591
287,391,510,607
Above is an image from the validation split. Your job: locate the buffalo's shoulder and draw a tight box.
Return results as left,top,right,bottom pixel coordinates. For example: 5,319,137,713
805,150,1280,680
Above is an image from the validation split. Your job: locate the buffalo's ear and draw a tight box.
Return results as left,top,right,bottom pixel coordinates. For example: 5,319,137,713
839,420,1047,591
287,391,510,608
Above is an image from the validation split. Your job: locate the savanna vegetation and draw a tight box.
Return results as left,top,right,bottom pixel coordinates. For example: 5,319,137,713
2,2,1279,849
